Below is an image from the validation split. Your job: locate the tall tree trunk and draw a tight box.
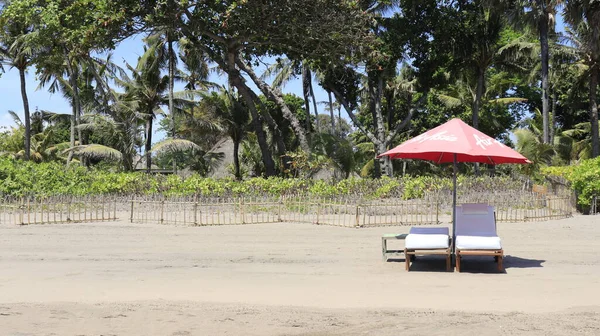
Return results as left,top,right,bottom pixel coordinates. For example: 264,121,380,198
590,65,599,158
473,67,485,130
338,105,342,135
238,58,310,152
168,38,177,173
67,102,76,164
327,91,335,134
250,92,289,172
538,7,550,144
301,65,312,134
18,67,31,161
233,139,241,180
374,76,392,177
307,68,320,133
226,52,276,176
145,115,153,173
63,50,80,165
473,66,485,176
550,89,557,145
73,66,83,147
368,79,381,178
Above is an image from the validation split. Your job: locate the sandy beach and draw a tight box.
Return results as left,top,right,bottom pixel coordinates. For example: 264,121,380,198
1,216,599,335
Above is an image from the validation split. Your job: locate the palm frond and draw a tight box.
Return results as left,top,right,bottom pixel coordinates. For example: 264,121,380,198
488,97,528,105
436,94,463,108
151,138,201,155
7,110,23,126
64,144,122,161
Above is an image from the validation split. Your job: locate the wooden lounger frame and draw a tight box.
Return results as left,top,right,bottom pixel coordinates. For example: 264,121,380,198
455,249,503,272
404,248,452,272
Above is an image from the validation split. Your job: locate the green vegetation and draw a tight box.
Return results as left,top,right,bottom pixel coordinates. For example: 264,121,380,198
0,157,524,198
542,157,600,208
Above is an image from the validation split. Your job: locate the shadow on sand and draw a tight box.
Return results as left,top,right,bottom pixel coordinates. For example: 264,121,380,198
387,255,453,273
386,255,545,274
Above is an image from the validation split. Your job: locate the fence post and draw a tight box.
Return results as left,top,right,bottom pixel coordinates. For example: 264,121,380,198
130,197,134,223
240,198,245,224
193,194,198,226
435,198,440,224
316,200,320,225
66,198,71,222
26,197,31,225
355,205,360,228
277,198,282,222
19,197,24,225
160,200,165,224
101,196,105,221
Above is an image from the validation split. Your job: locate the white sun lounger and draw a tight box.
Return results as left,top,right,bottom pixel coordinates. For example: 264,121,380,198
404,227,451,271
455,204,504,272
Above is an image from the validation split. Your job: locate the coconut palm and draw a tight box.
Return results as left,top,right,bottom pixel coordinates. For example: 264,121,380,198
261,58,321,133
514,128,555,175
198,90,249,180
115,41,195,172
561,122,600,160
564,1,600,157
0,23,34,160
499,0,564,144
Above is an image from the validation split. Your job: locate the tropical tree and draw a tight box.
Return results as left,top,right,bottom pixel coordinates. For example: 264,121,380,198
514,127,555,175
0,21,34,160
500,0,563,144
115,40,193,172
262,58,322,134
564,0,600,158
197,90,249,180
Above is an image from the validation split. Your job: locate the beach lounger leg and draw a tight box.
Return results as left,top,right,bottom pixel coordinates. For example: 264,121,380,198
497,254,504,272
456,252,461,272
446,251,451,272
405,249,410,271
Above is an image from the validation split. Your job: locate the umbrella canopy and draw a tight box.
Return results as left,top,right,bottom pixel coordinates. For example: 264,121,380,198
379,118,530,164
378,118,530,262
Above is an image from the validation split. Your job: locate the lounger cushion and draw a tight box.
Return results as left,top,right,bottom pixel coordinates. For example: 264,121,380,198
456,235,502,250
405,234,449,249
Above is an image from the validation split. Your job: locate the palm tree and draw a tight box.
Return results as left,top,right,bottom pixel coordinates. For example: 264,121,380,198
514,127,555,175
564,1,600,158
139,32,181,171
2,111,64,163
199,90,249,180
117,46,168,172
36,51,91,164
261,58,321,133
501,0,563,144
561,122,600,160
75,104,142,171
454,3,507,131
1,23,34,160
116,41,197,172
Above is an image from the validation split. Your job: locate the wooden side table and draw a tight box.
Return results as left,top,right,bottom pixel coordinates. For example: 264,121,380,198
382,233,408,261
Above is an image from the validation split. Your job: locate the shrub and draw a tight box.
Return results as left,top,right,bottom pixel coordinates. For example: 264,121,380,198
0,157,535,199
542,158,600,209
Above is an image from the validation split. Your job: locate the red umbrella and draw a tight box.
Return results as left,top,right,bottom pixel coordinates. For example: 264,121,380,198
378,118,530,252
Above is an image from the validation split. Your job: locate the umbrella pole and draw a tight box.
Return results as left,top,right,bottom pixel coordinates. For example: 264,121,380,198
452,154,457,257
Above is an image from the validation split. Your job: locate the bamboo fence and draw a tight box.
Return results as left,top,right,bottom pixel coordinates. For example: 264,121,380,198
591,195,599,215
0,192,576,227
0,195,118,225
